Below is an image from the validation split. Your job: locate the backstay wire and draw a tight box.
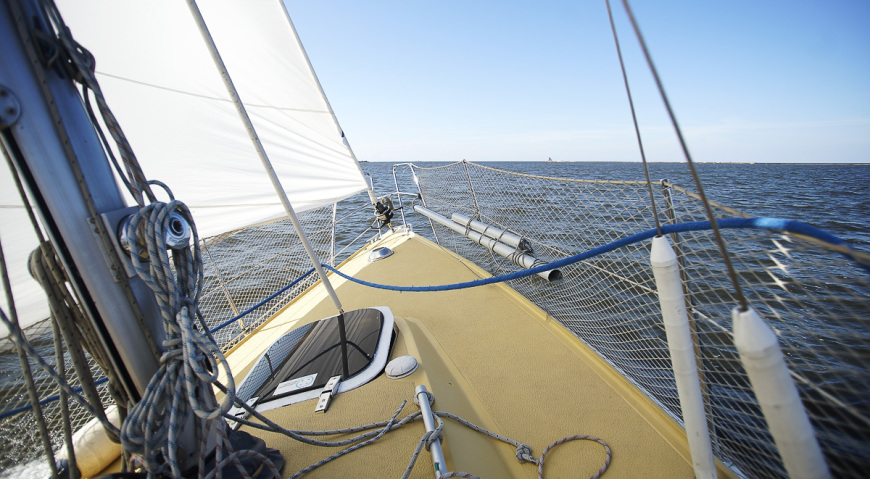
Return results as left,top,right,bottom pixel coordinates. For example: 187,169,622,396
617,0,749,312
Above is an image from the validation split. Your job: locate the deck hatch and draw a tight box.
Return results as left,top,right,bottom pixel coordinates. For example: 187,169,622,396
236,307,395,412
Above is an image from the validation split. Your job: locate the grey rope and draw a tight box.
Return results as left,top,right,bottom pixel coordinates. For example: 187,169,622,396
10,0,162,399
0,244,120,438
400,412,445,479
287,401,407,479
604,0,662,236
29,244,119,442
51,315,80,479
6,129,129,437
202,419,281,479
435,411,539,465
619,0,748,311
6,136,125,412
0,236,58,477
120,200,274,478
538,435,611,479
223,378,610,479
218,380,421,448
418,412,611,479
0,304,121,432
81,86,135,198
32,0,154,205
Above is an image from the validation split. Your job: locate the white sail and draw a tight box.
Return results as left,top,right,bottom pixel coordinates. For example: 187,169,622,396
56,0,369,239
1,0,368,333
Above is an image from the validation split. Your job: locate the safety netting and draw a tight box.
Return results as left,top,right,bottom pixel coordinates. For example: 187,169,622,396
399,161,870,478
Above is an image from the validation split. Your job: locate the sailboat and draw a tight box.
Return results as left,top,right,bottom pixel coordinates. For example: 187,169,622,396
1,0,868,478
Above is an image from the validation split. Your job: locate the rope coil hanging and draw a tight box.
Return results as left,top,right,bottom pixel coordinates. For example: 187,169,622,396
119,200,277,478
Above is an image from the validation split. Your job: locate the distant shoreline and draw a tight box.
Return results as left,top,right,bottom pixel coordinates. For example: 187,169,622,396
367,160,869,165
534,161,870,165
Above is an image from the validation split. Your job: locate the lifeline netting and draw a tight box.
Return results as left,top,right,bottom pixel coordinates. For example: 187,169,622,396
401,161,869,478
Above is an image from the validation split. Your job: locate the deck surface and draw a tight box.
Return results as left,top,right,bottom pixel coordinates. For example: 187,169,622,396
225,231,710,478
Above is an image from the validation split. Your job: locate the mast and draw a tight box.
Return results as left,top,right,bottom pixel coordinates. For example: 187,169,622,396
0,0,162,399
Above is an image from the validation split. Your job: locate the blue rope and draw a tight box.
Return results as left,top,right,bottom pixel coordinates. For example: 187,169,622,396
7,219,860,419
0,377,109,420
322,217,866,292
210,268,315,334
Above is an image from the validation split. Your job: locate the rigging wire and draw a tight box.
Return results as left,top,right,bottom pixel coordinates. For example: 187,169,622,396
0,239,58,477
604,0,663,237
618,0,749,311
82,86,136,200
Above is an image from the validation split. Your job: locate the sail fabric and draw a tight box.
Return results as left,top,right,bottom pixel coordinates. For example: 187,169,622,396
0,0,368,333
55,0,368,239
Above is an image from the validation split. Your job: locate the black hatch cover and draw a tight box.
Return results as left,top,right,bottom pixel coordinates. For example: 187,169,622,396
252,308,384,403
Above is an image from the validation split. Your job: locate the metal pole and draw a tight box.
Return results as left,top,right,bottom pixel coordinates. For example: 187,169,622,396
415,385,447,478
392,165,408,229
185,0,344,313
661,180,715,443
331,203,337,266
202,239,242,322
2,0,161,398
414,206,561,282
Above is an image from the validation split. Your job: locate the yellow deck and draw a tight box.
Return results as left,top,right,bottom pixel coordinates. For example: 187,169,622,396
223,231,729,478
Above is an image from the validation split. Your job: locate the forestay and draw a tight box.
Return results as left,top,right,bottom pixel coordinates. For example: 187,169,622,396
55,0,369,239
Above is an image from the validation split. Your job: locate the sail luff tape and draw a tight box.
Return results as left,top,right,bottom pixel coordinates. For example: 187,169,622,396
451,212,532,253
415,206,561,282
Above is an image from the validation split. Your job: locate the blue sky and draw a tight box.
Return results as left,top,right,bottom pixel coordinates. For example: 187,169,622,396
286,1,870,163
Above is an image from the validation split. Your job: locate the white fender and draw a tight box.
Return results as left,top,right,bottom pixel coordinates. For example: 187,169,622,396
57,405,122,477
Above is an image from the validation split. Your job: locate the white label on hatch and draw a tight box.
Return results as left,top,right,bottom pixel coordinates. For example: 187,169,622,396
274,373,317,396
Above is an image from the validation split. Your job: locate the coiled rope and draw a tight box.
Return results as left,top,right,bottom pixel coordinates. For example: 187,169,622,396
120,200,277,478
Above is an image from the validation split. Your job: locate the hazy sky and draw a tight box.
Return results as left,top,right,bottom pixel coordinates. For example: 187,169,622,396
286,0,870,163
